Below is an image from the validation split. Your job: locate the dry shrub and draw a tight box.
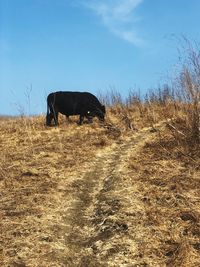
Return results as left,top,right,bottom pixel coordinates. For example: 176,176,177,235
166,39,200,149
100,41,199,148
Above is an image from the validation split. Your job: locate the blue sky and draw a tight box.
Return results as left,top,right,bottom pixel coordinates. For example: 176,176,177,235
1,0,200,115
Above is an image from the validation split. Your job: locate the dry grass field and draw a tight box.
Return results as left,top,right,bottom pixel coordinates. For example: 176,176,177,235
0,100,199,267
1,40,200,267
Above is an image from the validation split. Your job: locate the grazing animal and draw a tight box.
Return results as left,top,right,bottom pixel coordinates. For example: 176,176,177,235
46,91,105,126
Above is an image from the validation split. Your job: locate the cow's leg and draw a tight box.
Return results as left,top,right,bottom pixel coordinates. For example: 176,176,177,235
53,110,59,126
66,115,70,123
78,115,84,125
46,112,54,126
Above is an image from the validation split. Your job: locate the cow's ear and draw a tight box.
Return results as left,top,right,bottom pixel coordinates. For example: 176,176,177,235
102,105,106,113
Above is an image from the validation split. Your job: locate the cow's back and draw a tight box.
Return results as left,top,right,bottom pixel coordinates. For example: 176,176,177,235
47,91,104,116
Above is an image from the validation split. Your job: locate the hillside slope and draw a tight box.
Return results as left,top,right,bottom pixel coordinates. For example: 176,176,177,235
0,116,200,267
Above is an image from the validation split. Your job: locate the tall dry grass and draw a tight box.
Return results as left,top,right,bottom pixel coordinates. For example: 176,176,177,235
174,40,200,146
101,39,200,152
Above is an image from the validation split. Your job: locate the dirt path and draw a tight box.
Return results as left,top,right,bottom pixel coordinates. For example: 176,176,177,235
2,118,200,267
60,126,156,266
1,124,158,267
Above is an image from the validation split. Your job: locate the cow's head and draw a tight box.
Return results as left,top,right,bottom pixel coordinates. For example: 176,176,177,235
95,105,106,121
87,105,105,122
101,105,106,114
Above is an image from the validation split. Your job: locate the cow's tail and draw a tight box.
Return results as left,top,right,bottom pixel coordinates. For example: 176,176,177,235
46,97,50,125
46,97,51,117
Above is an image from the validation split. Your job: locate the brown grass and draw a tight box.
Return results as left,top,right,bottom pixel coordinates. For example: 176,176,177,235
0,102,199,267
0,115,114,267
127,127,200,266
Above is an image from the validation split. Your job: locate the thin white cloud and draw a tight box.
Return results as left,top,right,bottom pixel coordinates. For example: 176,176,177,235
80,0,144,46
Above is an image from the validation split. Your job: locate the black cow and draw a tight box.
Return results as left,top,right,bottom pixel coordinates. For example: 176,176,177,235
46,91,105,126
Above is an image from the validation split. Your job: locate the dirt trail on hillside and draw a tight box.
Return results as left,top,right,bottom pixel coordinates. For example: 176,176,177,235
1,124,160,267
59,127,156,267
2,117,200,267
